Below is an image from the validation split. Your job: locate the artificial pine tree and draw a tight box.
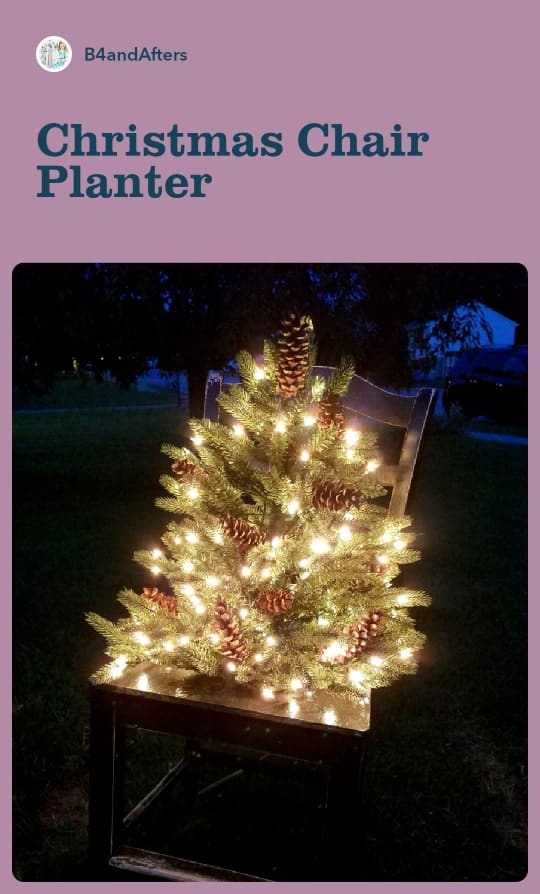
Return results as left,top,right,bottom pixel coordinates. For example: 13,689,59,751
88,314,430,706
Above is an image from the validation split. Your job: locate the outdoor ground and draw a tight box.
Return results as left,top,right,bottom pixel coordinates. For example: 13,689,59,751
12,383,527,881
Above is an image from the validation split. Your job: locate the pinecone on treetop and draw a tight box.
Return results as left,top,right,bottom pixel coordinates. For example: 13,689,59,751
256,588,294,615
221,514,266,552
171,458,204,481
312,479,364,511
213,599,248,662
142,587,177,615
317,392,345,432
277,312,313,398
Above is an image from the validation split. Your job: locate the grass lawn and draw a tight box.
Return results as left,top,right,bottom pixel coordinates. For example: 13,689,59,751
12,408,527,881
13,376,181,411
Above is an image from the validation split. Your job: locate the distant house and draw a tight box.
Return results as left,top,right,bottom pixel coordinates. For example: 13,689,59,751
408,302,519,383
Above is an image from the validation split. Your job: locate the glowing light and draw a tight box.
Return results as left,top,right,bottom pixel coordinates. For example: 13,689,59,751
323,709,338,725
208,632,220,644
400,648,413,660
239,607,249,619
232,423,245,437
288,699,300,717
226,661,237,672
254,366,265,380
321,641,347,662
317,616,330,627
194,603,206,615
394,538,405,551
213,532,224,545
369,655,385,667
133,631,151,646
186,486,199,500
345,448,355,460
298,558,310,568
290,678,303,691
311,537,330,555
151,565,161,575
162,640,175,652
174,536,182,545
299,449,310,462
303,414,316,427
271,536,282,549
377,554,389,565
191,434,204,446
287,499,300,515
206,575,220,588
299,571,310,580
110,655,128,679
344,428,360,446
240,565,252,578
396,594,409,605
136,673,150,692
275,418,287,434
348,668,365,686
366,459,380,473
152,548,162,559
185,532,198,544
178,635,190,646
381,531,392,543
339,524,352,541
182,584,196,597
261,686,275,700
266,635,277,646
254,653,264,663
261,567,272,579
182,560,195,573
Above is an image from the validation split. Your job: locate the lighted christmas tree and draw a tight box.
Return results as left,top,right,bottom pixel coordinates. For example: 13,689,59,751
88,314,429,704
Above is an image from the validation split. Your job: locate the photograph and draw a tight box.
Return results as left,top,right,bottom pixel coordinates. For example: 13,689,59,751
12,262,527,882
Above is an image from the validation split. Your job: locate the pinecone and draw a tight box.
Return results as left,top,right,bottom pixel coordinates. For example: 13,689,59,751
171,458,203,480
347,611,383,657
256,588,294,615
143,587,177,614
317,392,345,432
277,313,313,398
221,514,266,552
213,599,248,662
312,479,364,511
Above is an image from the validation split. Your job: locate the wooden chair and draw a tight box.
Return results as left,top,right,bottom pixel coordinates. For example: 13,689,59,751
88,369,436,882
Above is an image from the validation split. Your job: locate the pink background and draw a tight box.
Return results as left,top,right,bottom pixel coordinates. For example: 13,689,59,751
3,1,536,891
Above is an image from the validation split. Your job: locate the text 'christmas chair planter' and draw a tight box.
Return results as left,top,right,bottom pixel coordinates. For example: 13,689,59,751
88,358,436,882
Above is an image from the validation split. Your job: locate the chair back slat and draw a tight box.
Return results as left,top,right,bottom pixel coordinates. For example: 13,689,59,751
203,367,436,517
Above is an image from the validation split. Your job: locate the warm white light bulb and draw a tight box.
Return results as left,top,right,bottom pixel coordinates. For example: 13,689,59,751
290,678,303,691
394,538,405,551
400,648,413,660
261,686,275,700
186,486,199,500
311,537,330,555
191,434,204,446
377,554,389,565
266,635,277,646
182,560,195,573
366,459,380,473
396,594,409,605
254,366,265,381
206,575,220,588
240,565,252,578
271,536,282,549
182,584,196,597
254,653,264,663
226,661,237,672
239,607,249,619
275,418,287,434
185,532,198,544
151,565,161,575
299,449,310,462
194,603,206,615
317,616,330,627
287,499,300,515
369,655,384,667
348,668,365,686
174,536,182,545
152,548,162,559
303,414,316,427
321,641,347,662
344,428,360,446
213,532,224,545
178,635,190,646
208,632,220,644
339,524,352,541
162,640,175,652
345,448,355,460
323,709,338,725
232,423,245,437
261,567,272,579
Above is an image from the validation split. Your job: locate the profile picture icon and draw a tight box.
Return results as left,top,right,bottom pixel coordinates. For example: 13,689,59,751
36,36,72,72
